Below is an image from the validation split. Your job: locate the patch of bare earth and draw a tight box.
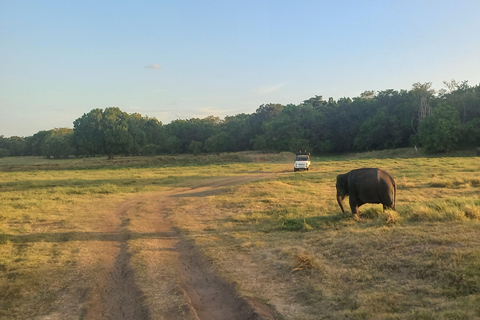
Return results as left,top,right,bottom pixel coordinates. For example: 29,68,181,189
83,174,278,320
177,237,275,320
99,242,150,319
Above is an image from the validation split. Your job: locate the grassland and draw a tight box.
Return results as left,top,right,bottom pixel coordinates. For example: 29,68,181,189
1,151,480,319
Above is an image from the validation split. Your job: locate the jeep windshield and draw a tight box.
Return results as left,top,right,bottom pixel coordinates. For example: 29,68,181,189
296,155,309,161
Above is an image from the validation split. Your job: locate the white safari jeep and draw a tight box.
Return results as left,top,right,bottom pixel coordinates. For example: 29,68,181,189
294,152,311,172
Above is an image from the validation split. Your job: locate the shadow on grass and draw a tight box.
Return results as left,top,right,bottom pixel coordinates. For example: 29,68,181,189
278,213,347,231
0,177,183,193
0,231,177,244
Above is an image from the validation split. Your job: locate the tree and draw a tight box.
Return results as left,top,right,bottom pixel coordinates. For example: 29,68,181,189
3,81,479,159
165,117,221,153
463,118,480,147
142,117,165,154
187,141,203,155
163,135,182,154
42,128,74,159
441,81,480,123
354,89,416,151
204,132,234,153
328,97,375,152
411,82,435,133
102,107,132,159
0,136,10,157
126,113,148,155
248,104,284,139
72,109,104,156
250,135,267,151
418,104,462,153
25,131,51,156
354,108,390,151
261,104,314,152
303,95,326,108
222,114,251,151
73,107,151,158
4,136,26,156
360,90,376,99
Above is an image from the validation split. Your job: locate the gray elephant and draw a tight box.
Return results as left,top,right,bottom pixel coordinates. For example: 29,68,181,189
336,168,396,215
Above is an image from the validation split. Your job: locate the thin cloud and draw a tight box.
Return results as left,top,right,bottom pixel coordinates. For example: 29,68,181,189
198,107,232,116
255,83,286,95
145,64,161,69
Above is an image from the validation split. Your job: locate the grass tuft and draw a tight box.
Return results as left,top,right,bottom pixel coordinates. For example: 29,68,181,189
464,205,480,220
291,251,320,273
380,209,400,225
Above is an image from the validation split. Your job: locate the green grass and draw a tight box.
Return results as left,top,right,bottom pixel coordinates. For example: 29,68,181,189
0,151,294,172
1,151,480,319
206,155,480,319
0,153,291,318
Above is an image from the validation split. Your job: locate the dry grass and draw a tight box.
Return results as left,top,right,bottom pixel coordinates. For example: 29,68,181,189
0,194,125,319
0,155,289,319
0,151,294,172
1,152,480,319
170,155,480,319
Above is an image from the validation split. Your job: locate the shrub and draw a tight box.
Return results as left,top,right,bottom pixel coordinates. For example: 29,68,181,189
419,104,462,153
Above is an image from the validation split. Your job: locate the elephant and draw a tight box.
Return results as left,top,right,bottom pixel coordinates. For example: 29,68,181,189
336,168,396,215
476,147,480,156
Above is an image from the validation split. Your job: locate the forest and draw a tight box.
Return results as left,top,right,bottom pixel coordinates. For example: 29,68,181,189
1,81,479,158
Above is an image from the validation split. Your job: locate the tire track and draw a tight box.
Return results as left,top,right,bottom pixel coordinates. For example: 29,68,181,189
177,237,276,320
171,175,279,320
101,242,150,320
98,203,150,320
92,174,278,319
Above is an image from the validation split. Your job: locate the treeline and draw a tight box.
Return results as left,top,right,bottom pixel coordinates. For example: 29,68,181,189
1,81,479,158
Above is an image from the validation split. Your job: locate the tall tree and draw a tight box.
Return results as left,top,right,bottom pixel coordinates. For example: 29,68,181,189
25,130,51,156
139,117,164,155
72,108,104,156
411,82,435,133
222,114,251,151
249,104,284,138
102,107,131,159
165,116,221,153
0,136,9,157
126,113,148,155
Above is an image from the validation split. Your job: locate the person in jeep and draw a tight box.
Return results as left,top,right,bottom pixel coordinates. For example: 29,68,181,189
294,150,311,172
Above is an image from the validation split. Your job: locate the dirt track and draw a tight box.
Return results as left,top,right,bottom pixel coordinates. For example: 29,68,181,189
87,175,278,320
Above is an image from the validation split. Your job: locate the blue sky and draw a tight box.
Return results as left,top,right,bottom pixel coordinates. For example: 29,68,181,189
1,0,480,137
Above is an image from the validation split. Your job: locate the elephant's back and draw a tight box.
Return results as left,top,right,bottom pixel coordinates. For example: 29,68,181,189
348,168,395,190
377,169,395,186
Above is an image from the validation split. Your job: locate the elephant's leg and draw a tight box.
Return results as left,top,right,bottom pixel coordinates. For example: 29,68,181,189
381,197,394,211
349,197,360,215
383,203,394,211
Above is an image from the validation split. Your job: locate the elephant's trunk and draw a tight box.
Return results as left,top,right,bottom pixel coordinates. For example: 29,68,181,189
337,194,346,213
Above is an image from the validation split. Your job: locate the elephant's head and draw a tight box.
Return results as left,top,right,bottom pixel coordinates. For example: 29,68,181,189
336,173,348,213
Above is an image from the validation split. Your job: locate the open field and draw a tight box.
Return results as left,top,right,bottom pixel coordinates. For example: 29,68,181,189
1,151,480,319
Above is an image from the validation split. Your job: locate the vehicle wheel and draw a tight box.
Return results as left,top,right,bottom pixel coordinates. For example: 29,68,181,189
294,168,297,172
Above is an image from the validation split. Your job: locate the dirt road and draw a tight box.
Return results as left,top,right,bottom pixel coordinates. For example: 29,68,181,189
85,174,278,320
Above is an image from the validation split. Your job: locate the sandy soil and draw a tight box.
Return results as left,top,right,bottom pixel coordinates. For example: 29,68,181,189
82,174,278,320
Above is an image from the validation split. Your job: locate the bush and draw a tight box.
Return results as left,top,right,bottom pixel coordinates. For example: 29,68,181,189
419,104,462,153
0,148,10,158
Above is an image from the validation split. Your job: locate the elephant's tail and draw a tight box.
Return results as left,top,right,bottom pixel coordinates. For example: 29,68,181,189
393,181,397,210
